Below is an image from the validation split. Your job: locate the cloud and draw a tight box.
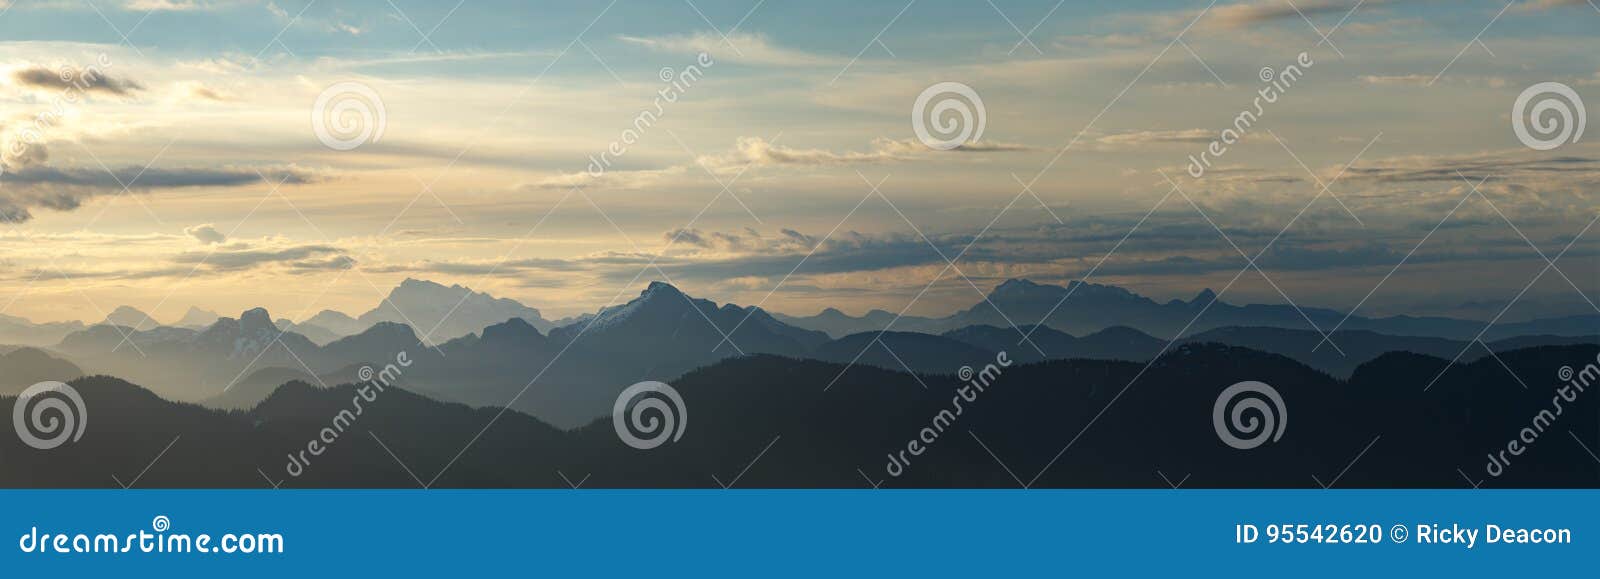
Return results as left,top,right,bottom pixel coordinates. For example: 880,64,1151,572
695,137,905,170
522,165,687,191
1207,0,1383,29
184,223,226,245
663,227,815,254
1360,74,1507,88
172,243,348,272
122,0,212,10
1358,74,1433,86
1514,0,1599,11
176,82,237,102
619,32,834,67
1097,129,1216,147
0,165,316,222
1341,150,1600,184
10,66,144,96
870,138,1037,154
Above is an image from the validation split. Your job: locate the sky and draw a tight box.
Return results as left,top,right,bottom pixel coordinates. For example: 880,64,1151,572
0,0,1597,325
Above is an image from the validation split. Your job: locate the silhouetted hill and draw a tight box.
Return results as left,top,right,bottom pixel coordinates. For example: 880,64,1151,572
942,324,1165,363
6,344,1598,488
0,347,84,394
813,331,997,374
201,367,320,410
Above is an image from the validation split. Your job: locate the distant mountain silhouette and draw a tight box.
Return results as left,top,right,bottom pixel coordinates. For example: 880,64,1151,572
0,313,83,347
552,282,828,354
35,279,1599,430
813,331,996,375
102,306,158,330
202,366,319,410
57,307,328,401
357,278,553,343
175,307,220,329
773,307,943,338
0,347,83,394
775,278,1600,342
942,324,1165,365
6,343,1598,488
275,318,342,345
936,323,1596,379
302,310,367,336
392,282,829,428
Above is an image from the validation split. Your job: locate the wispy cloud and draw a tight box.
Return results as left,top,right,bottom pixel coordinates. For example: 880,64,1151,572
619,32,836,67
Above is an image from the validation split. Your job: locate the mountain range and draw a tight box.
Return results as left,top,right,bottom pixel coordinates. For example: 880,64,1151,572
776,279,1599,341
15,277,1594,430
5,343,1597,488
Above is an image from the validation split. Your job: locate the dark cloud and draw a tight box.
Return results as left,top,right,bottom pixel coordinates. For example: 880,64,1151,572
0,165,317,222
173,244,346,272
11,66,144,96
1344,154,1600,184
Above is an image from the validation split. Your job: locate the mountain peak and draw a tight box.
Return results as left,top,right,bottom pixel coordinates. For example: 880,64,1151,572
103,305,154,328
240,307,273,330
176,306,220,328
989,278,1062,301
642,281,685,299
481,317,544,343
1191,288,1218,304
394,277,453,294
